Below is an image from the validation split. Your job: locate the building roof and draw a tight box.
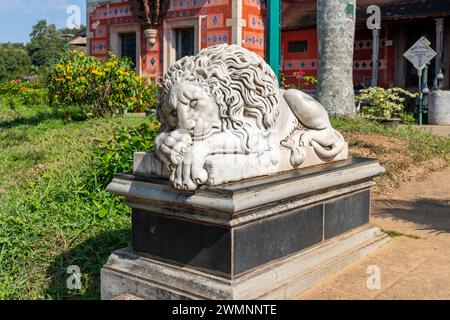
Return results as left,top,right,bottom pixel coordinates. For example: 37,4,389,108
69,36,87,46
282,0,450,31
68,28,87,46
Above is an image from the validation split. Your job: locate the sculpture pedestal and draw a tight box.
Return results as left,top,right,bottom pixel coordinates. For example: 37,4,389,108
101,158,389,300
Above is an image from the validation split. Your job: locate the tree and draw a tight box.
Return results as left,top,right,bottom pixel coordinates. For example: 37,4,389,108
316,0,357,118
0,43,31,81
26,20,65,68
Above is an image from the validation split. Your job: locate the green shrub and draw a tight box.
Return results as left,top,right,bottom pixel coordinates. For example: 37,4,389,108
89,116,160,191
356,87,417,120
47,50,158,117
0,80,48,106
78,117,160,219
0,43,31,81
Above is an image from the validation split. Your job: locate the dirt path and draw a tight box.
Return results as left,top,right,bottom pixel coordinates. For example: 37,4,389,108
296,166,450,300
413,125,450,137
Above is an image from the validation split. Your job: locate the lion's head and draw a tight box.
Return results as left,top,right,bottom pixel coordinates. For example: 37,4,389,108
157,44,281,151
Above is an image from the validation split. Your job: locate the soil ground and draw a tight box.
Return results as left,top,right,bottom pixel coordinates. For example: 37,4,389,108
296,166,450,300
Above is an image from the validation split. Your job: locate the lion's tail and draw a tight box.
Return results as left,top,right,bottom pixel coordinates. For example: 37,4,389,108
310,131,346,159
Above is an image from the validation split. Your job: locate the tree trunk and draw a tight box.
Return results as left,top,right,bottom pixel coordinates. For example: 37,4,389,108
316,0,357,118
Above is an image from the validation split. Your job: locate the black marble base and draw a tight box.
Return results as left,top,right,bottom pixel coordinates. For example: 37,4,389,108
132,191,370,278
129,160,376,279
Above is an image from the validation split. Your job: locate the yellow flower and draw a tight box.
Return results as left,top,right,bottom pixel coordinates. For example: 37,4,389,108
106,61,118,67
117,68,131,76
92,69,104,76
80,77,86,81
111,54,117,59
55,78,64,82
66,76,73,81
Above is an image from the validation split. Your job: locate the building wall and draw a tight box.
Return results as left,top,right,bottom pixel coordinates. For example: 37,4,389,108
87,0,268,78
281,27,395,89
281,29,318,88
241,0,266,58
86,0,421,89
87,0,233,77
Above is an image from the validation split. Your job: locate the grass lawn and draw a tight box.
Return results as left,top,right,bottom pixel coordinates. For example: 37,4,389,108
0,102,449,300
332,117,450,198
0,103,148,299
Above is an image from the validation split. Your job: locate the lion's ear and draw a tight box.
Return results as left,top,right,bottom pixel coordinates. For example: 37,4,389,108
194,67,209,80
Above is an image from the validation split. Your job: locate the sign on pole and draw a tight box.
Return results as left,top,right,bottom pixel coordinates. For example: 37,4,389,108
403,36,437,72
367,5,381,86
403,36,437,126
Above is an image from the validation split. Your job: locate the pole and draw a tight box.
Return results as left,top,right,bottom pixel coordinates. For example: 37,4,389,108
434,18,444,89
371,29,380,87
418,69,423,126
267,0,281,82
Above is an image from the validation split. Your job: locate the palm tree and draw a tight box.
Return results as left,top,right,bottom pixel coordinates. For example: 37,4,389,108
316,0,357,118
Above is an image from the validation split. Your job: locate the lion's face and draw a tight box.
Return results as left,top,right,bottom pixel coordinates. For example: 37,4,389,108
163,81,222,141
159,44,281,150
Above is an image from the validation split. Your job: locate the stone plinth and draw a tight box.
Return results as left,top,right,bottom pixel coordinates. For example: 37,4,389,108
101,157,388,300
429,90,450,125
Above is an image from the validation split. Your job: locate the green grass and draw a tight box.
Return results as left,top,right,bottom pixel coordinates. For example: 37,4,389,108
0,102,148,299
332,117,450,163
332,117,450,193
382,229,422,240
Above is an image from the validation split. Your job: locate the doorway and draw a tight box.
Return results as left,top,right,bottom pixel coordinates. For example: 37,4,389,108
120,32,137,67
175,28,195,60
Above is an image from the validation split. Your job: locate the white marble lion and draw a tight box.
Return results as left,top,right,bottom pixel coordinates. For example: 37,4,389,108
153,44,347,190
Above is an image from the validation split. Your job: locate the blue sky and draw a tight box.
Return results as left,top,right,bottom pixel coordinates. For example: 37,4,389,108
0,0,87,44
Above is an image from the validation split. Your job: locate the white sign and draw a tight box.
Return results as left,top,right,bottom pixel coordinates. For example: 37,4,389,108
403,37,437,71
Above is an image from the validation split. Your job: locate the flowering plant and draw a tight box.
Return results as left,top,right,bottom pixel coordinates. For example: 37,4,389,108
294,70,317,90
355,87,417,119
47,50,158,117
0,80,47,106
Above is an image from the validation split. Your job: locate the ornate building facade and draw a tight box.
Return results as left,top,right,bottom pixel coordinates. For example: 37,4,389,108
86,0,450,89
86,0,266,78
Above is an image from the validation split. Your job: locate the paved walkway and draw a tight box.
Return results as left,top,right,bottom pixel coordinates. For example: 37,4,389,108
409,125,450,137
296,166,450,300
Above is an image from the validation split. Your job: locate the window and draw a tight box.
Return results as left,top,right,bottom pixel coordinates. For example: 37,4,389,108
120,33,137,67
288,41,308,53
175,28,195,60
163,17,201,73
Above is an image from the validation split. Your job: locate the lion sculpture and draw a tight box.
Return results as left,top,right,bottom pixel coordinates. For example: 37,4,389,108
138,44,348,190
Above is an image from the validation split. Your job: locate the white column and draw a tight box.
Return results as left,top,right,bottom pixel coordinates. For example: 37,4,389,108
434,18,444,89
371,29,380,87
226,0,246,45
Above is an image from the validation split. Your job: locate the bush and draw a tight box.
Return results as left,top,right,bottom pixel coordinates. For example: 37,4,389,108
0,80,48,106
356,87,417,120
47,50,158,117
0,44,32,81
78,117,160,219
89,116,160,191
280,72,318,90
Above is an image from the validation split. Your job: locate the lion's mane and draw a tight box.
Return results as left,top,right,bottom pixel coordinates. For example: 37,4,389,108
158,44,281,151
